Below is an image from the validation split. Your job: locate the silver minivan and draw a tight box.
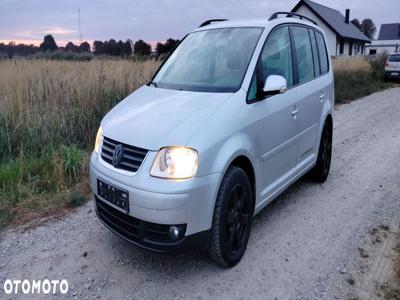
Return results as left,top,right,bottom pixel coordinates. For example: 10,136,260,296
90,12,334,267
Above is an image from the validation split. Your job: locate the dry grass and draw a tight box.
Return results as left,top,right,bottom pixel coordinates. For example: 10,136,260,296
0,58,161,228
333,57,371,73
0,59,160,159
333,56,392,104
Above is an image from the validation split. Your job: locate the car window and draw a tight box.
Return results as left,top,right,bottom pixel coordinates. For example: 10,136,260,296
153,27,263,93
388,55,400,62
291,26,314,84
260,26,294,88
247,73,258,101
315,31,329,74
309,29,320,76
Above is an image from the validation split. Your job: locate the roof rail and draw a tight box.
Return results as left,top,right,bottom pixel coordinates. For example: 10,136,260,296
199,19,228,28
269,12,317,25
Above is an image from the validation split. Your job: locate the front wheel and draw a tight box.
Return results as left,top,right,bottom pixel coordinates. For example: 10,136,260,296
309,120,332,182
208,166,253,267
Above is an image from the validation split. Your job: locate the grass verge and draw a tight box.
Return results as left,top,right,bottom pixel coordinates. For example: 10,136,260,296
333,55,395,104
0,146,90,228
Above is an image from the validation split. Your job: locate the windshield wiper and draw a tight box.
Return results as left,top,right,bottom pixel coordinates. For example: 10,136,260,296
148,80,158,87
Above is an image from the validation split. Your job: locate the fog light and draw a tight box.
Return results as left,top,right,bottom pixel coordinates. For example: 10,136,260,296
169,226,181,241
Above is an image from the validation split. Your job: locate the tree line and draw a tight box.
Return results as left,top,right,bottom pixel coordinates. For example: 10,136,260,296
0,34,179,58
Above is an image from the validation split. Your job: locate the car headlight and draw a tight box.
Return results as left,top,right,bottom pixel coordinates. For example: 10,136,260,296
150,147,198,179
94,127,103,154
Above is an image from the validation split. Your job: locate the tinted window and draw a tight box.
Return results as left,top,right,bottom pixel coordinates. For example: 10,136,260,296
291,26,314,83
388,55,400,62
315,31,329,74
309,29,320,76
260,26,294,87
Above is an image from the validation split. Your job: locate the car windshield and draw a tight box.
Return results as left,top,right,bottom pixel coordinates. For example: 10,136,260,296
152,27,263,93
388,55,400,62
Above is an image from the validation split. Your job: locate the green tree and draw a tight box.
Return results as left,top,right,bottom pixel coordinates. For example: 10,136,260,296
79,41,91,53
351,18,361,30
65,42,79,52
93,41,104,55
134,39,151,56
360,19,376,39
40,35,58,52
156,38,179,56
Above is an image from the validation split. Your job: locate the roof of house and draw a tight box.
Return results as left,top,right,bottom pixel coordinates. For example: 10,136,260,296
378,23,400,40
292,0,370,43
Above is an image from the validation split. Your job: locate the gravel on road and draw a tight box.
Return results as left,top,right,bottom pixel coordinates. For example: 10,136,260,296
1,87,400,300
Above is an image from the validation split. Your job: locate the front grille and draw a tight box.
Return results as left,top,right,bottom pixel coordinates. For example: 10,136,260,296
101,136,148,172
96,197,186,244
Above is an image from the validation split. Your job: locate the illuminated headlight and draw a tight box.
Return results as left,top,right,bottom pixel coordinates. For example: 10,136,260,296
150,147,198,179
94,127,103,154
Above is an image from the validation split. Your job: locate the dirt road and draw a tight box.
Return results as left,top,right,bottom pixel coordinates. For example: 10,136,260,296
1,87,400,300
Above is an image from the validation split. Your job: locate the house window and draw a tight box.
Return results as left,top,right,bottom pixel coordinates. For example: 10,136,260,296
369,49,377,55
339,41,344,55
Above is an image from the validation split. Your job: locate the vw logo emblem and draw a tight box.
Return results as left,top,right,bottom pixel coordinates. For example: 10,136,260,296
112,144,124,167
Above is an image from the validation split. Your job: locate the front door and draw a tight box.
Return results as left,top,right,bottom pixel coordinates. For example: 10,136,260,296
247,26,300,203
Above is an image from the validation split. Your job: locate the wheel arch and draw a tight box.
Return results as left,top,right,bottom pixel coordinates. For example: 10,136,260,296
223,155,257,215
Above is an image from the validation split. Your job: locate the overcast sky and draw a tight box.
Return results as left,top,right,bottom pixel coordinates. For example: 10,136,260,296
0,0,398,46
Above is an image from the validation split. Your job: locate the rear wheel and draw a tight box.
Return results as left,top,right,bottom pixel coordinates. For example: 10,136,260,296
208,166,253,267
309,120,332,182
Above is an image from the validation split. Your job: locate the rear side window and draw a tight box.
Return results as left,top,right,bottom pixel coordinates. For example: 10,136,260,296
291,26,314,84
315,31,329,74
309,29,320,76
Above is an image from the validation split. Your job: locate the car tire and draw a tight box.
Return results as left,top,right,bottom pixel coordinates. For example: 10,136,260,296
309,120,332,183
208,166,253,267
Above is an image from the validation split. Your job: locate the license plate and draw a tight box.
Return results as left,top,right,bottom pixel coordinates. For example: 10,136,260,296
392,72,399,76
97,179,129,213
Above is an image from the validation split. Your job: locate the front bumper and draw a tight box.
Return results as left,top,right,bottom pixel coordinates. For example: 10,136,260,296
95,196,211,253
89,152,221,252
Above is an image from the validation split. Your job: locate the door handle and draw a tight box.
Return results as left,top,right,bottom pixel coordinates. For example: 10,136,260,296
319,94,325,103
291,108,299,116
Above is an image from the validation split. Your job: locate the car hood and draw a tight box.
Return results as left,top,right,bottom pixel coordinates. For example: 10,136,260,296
102,85,232,151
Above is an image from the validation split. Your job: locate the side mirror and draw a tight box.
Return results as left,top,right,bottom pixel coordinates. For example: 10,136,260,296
262,75,287,97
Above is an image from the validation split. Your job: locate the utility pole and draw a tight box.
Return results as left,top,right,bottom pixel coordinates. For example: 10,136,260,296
78,8,82,42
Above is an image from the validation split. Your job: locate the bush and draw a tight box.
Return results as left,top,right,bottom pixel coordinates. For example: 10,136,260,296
30,50,94,61
333,56,392,104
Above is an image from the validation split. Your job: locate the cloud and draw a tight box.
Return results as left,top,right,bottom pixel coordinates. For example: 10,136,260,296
42,27,77,35
0,0,398,44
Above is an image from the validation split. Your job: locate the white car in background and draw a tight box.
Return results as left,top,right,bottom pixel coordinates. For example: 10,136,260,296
385,54,400,80
90,12,334,267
